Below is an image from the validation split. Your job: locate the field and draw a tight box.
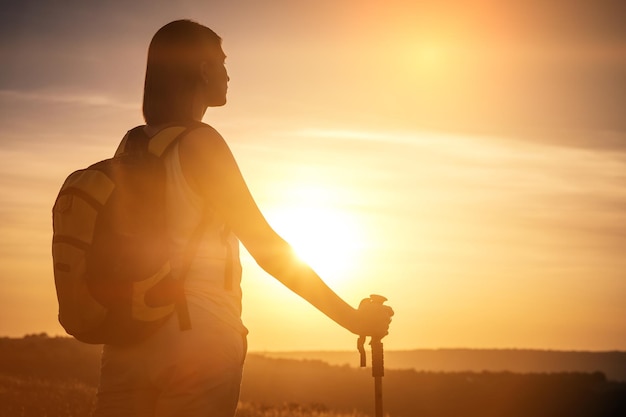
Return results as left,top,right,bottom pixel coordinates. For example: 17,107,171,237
1,334,625,417
0,374,366,417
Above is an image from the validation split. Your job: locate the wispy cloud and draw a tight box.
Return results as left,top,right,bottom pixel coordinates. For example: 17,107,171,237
0,87,141,151
0,89,136,110
288,124,626,154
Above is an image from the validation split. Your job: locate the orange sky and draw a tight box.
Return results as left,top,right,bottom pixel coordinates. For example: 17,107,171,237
1,0,625,351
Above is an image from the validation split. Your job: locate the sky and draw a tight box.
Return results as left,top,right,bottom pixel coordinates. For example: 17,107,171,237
1,0,625,352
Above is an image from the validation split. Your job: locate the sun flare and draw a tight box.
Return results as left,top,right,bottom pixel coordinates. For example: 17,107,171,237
267,202,363,289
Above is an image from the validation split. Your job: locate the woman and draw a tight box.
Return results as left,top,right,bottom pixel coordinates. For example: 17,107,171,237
93,19,393,417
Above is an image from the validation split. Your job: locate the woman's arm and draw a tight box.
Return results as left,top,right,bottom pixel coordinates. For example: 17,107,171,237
178,126,391,337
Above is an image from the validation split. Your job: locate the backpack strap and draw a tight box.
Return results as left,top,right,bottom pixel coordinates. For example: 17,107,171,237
120,123,209,331
174,209,210,331
220,226,234,291
115,125,190,158
150,124,209,331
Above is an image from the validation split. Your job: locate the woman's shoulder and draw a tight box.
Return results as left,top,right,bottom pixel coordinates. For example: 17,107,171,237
179,122,235,167
185,122,224,143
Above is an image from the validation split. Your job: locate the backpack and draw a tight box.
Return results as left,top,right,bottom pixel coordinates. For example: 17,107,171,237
52,124,205,345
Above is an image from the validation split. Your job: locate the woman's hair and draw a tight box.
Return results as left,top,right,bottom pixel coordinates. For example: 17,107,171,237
142,20,222,125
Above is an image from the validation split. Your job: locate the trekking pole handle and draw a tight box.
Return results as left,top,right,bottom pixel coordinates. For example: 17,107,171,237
369,294,388,306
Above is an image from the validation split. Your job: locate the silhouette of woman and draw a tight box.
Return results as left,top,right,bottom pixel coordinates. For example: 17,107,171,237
93,19,393,417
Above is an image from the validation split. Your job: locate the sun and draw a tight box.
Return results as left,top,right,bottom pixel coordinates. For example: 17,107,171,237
266,203,363,289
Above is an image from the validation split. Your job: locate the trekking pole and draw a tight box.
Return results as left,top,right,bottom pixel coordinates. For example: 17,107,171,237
357,294,388,417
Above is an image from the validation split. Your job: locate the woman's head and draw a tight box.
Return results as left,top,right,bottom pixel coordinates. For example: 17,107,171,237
143,20,228,125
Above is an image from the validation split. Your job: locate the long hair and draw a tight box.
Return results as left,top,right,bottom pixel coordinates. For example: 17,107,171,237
142,20,221,125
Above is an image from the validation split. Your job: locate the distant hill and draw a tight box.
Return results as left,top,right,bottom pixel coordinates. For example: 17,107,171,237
3,335,625,382
1,335,625,417
258,349,626,381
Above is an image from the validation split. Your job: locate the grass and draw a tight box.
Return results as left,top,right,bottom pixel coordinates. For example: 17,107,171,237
0,373,370,417
236,402,370,417
237,403,366,417
0,374,96,417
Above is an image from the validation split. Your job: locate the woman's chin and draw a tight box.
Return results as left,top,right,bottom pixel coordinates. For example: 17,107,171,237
208,97,227,107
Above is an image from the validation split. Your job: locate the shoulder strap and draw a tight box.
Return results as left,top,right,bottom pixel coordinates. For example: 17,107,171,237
150,122,208,331
174,209,210,331
116,123,209,331
115,123,207,158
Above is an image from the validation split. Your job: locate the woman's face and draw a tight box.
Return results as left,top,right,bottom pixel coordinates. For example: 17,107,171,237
202,45,229,107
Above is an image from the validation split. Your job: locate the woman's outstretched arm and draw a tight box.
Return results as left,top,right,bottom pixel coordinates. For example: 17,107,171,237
179,125,392,337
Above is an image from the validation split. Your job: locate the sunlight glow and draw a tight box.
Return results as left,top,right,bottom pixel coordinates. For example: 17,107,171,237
266,185,365,289
415,42,447,69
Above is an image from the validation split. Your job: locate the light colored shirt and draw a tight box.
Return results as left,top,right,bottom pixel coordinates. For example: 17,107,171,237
163,141,247,335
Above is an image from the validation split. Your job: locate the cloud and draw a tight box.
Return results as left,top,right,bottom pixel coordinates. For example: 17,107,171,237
0,89,136,109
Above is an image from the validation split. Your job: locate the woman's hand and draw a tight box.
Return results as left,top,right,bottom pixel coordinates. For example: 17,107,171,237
349,295,394,338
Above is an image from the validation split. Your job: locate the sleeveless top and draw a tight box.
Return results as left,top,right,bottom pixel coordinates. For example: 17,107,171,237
163,141,247,335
